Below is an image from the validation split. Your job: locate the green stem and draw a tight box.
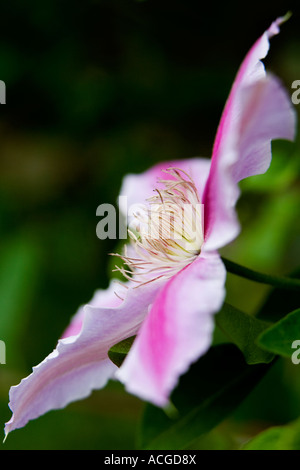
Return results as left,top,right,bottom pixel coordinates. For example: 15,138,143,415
222,258,300,291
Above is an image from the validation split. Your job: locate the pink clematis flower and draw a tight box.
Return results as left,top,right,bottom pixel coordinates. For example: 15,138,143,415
5,17,296,437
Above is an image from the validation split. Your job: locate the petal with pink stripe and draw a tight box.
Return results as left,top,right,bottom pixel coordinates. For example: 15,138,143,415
202,17,296,252
5,279,164,436
116,253,226,406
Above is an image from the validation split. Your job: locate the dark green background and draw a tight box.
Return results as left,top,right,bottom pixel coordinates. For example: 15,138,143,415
0,0,299,449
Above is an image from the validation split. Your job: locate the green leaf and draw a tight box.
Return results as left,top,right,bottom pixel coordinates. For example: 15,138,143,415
0,236,40,366
215,303,274,364
258,308,300,358
108,335,136,367
243,417,300,450
225,189,299,271
139,344,272,450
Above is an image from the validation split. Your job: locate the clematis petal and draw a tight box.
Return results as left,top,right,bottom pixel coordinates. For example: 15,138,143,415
203,17,296,251
61,283,122,339
119,158,211,215
116,252,226,406
5,279,164,436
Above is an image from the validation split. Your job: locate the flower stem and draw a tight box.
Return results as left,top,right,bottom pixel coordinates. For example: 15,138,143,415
222,258,300,291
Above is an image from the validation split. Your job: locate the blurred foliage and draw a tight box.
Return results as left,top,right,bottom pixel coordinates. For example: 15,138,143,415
258,309,300,358
139,345,271,449
0,0,299,450
243,416,300,450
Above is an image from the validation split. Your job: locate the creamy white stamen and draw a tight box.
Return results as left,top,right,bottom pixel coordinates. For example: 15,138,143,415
114,168,204,286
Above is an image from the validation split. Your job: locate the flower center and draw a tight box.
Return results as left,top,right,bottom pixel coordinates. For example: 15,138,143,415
115,168,204,286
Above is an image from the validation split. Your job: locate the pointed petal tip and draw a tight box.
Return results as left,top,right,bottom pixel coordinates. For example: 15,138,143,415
3,429,8,443
268,12,292,37
4,417,13,442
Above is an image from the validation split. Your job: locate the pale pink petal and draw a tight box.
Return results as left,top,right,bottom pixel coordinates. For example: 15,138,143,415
232,75,296,181
116,253,226,406
61,283,122,339
119,158,211,215
203,17,296,251
228,16,286,89
5,279,164,436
